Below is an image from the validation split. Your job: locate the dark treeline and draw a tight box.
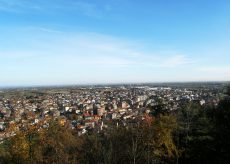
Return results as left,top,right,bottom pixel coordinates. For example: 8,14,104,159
0,88,230,164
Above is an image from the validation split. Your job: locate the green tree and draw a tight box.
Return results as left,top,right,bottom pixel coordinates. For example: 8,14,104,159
151,115,179,163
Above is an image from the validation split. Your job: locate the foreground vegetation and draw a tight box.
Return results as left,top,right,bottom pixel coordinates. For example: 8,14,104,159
0,89,229,164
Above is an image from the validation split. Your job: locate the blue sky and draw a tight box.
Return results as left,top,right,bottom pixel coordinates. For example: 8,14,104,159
0,0,230,86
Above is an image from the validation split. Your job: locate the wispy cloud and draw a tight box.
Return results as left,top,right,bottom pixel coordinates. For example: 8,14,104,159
38,27,63,34
162,55,194,67
198,66,230,74
0,28,202,85
0,0,19,12
0,0,111,18
0,30,193,69
59,1,113,18
0,0,42,12
72,1,102,18
51,40,192,68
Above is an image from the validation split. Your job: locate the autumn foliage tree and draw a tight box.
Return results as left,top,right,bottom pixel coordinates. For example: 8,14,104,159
0,88,229,164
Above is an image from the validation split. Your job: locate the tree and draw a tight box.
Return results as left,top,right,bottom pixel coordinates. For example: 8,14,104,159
177,102,216,163
40,121,83,163
211,95,230,163
151,115,179,163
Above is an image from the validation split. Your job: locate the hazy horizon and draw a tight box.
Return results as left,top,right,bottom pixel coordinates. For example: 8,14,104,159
0,80,229,89
1,0,230,86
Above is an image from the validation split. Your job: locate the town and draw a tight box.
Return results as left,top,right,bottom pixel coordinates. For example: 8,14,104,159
0,82,225,140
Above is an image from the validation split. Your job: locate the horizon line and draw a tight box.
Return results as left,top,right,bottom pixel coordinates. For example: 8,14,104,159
0,80,229,89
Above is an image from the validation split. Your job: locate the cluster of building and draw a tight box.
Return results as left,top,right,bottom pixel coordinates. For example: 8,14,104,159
0,85,221,139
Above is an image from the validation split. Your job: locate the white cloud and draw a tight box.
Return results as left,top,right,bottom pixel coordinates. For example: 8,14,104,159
0,29,201,86
72,1,101,18
0,31,193,69
0,0,110,18
38,27,63,34
199,66,230,74
0,0,41,12
163,55,193,67
0,51,41,58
